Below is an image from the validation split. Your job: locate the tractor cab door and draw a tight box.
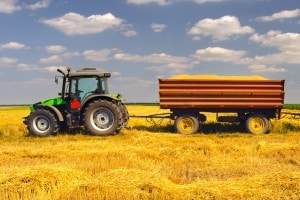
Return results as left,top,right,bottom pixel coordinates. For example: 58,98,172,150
70,77,98,101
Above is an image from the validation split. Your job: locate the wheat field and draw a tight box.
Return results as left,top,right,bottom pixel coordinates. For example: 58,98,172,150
0,105,300,200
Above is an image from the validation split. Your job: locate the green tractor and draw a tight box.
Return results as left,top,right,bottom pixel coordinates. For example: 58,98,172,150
23,67,129,136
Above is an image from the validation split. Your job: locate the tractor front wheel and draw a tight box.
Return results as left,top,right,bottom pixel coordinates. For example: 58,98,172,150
83,99,122,136
26,109,59,137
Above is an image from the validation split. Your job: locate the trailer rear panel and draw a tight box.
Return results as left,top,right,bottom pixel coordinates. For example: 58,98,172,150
159,79,285,110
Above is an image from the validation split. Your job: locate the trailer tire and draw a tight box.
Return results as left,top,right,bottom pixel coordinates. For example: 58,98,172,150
245,113,269,134
175,115,199,134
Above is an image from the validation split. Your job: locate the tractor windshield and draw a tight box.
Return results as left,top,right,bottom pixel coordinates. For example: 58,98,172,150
69,76,109,101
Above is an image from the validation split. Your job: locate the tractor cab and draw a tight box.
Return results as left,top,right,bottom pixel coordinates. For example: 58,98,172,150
66,68,111,107
56,67,113,109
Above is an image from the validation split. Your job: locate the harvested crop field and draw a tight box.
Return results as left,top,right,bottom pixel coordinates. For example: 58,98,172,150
0,105,300,199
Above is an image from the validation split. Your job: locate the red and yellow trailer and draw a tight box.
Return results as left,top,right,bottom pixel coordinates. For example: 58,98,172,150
159,75,285,134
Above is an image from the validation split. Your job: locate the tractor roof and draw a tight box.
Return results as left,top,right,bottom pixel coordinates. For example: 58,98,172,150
69,67,111,78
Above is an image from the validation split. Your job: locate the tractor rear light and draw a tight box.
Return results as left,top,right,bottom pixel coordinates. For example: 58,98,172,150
71,98,81,109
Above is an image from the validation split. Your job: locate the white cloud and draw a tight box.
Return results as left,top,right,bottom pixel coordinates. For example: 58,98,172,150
250,30,300,51
122,30,138,37
83,49,120,62
39,55,62,63
40,12,124,36
190,0,224,3
62,51,80,59
115,52,194,73
150,23,167,32
45,45,66,53
193,47,247,62
26,0,51,10
0,42,29,50
39,50,79,63
0,57,18,65
126,0,172,6
114,52,190,65
187,16,255,41
256,9,300,22
0,0,21,13
44,66,67,72
17,63,38,71
111,71,122,76
248,64,286,73
126,0,224,5
253,52,300,65
249,31,300,65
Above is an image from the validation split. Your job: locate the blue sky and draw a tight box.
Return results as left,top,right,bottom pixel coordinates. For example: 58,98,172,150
0,0,299,104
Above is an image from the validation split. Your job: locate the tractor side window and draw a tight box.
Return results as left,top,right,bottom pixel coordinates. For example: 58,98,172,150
70,77,98,101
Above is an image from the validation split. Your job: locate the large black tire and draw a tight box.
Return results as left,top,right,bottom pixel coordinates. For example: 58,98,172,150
119,103,129,128
174,115,199,134
26,109,59,137
245,113,269,134
83,99,122,136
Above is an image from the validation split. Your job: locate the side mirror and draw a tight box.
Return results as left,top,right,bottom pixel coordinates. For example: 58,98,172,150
55,77,58,84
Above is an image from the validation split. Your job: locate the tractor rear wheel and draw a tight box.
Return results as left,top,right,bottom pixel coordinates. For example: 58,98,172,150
175,115,199,134
119,103,129,128
26,109,59,137
83,99,122,136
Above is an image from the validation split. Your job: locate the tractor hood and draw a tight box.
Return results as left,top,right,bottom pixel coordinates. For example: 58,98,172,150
29,97,66,111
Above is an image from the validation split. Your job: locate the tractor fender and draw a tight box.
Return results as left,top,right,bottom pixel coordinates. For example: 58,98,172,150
80,95,120,113
43,105,64,122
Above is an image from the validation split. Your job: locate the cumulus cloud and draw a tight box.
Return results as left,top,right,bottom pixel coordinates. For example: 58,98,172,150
249,31,300,65
119,24,138,37
150,23,167,32
248,64,286,73
193,47,247,62
0,42,29,50
26,0,51,10
83,49,120,62
0,57,18,66
126,0,172,6
256,9,300,22
0,0,21,13
115,52,194,73
45,45,67,54
187,16,255,41
127,0,224,5
114,52,190,64
190,0,224,3
40,12,125,36
39,55,62,63
39,50,79,64
250,30,300,51
17,63,38,71
44,66,67,72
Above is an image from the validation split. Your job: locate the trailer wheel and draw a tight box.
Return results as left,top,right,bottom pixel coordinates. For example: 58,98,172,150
245,114,269,134
175,115,199,134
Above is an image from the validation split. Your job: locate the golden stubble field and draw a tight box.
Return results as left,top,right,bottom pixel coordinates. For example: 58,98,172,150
0,105,300,200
